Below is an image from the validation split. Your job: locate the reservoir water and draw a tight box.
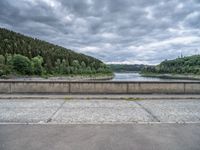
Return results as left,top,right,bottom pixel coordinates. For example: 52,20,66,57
111,72,192,81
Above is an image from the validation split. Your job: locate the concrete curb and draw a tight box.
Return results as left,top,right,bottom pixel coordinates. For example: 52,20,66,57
1,122,200,125
1,94,200,100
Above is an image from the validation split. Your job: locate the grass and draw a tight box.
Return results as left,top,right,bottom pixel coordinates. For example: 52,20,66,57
64,96,145,101
125,97,144,101
64,96,72,100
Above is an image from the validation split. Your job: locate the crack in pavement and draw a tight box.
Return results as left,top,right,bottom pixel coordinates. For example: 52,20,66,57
134,101,160,122
46,100,66,123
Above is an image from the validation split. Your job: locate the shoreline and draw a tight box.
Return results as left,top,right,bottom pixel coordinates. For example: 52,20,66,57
0,74,114,81
140,73,200,80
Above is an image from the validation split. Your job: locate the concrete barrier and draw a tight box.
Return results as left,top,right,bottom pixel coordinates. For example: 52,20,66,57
11,82,69,94
127,82,185,94
0,80,200,94
0,82,11,93
70,82,128,94
185,83,200,94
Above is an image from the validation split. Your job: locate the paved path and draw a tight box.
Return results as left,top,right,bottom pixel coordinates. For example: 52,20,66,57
1,124,200,150
0,99,200,124
1,97,200,150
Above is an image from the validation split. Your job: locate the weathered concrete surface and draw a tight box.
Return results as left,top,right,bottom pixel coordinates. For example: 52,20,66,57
52,100,152,123
137,100,200,123
0,100,64,123
1,81,200,94
70,82,128,94
1,98,200,150
0,124,200,150
1,99,200,124
11,82,69,93
185,83,200,94
128,83,185,94
0,83,10,94
2,94,200,100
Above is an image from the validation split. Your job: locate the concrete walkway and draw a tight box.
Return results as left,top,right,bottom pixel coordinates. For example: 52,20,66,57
1,124,200,150
0,98,200,124
1,96,200,150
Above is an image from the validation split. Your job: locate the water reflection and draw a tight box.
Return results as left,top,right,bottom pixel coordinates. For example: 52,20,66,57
111,72,192,81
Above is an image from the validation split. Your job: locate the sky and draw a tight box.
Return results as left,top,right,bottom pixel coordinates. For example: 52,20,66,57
0,0,200,65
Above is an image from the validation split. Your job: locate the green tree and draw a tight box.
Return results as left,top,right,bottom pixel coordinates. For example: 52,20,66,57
81,61,86,68
86,66,92,74
72,60,80,68
0,55,5,64
60,59,67,74
31,56,43,75
0,28,113,76
80,61,86,74
72,60,80,74
12,54,32,75
5,53,13,65
55,59,61,74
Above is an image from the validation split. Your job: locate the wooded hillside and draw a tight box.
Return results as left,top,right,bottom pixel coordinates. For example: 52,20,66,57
108,64,146,72
0,28,112,76
142,55,200,75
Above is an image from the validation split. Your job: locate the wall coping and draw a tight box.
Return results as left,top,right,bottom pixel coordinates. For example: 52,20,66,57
0,80,200,84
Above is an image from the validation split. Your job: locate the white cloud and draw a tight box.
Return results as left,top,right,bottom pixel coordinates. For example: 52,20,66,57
128,36,200,52
186,11,200,20
1,0,200,64
144,7,154,20
80,46,101,53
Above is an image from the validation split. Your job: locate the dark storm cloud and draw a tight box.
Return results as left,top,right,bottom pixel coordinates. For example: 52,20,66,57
0,0,200,64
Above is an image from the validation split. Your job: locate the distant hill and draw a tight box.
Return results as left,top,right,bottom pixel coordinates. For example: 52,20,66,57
108,64,147,72
0,28,112,76
142,55,200,75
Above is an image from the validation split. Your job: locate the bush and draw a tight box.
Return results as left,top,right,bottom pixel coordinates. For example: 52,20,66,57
0,64,12,76
12,54,32,75
31,56,43,75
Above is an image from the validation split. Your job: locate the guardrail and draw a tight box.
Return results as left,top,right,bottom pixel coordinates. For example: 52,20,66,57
0,80,200,94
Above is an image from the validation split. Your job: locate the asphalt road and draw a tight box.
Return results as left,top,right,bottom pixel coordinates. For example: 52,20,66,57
1,98,200,150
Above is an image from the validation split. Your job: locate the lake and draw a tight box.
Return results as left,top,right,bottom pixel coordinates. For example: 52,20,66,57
111,72,193,81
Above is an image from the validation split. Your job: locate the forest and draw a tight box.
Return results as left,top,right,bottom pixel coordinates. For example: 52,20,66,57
0,28,112,77
108,64,146,72
141,55,200,75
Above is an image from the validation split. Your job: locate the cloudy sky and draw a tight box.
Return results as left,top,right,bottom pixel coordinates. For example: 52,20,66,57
0,0,200,64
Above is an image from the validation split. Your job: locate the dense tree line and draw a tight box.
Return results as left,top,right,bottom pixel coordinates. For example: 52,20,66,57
0,28,112,76
141,55,200,75
108,64,147,72
0,54,111,76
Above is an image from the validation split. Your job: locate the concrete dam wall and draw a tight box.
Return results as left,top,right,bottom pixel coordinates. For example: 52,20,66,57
0,80,200,94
